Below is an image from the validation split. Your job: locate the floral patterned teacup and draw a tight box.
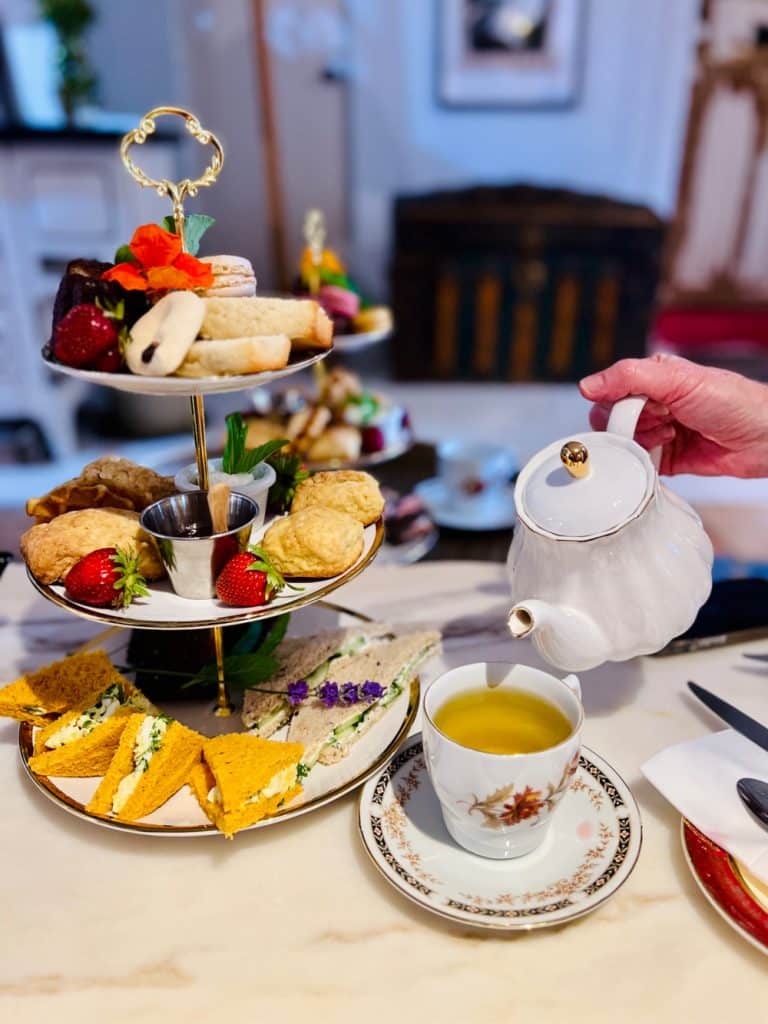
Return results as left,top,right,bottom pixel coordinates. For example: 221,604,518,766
422,662,582,859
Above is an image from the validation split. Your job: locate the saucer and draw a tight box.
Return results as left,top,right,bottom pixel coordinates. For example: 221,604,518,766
358,734,642,931
414,478,516,531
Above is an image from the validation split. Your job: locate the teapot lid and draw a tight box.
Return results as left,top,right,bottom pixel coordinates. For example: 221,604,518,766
515,432,654,539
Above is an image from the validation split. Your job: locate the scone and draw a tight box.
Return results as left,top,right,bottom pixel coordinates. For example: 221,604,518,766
26,456,176,522
200,297,333,351
175,335,291,377
291,470,384,526
21,508,165,584
305,427,362,464
261,507,364,578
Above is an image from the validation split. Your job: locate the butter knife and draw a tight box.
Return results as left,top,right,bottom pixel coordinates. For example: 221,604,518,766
688,681,768,754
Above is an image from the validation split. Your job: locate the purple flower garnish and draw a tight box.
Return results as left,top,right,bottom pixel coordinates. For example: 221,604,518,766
318,681,339,708
287,680,309,706
361,680,385,703
340,683,359,705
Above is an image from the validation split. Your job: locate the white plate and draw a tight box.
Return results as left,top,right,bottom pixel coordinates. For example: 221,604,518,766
18,607,420,836
307,435,413,473
43,348,331,396
332,326,392,353
358,735,642,930
414,478,517,532
27,518,384,629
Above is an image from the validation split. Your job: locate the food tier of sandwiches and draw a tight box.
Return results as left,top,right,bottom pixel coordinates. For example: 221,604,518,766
0,627,440,837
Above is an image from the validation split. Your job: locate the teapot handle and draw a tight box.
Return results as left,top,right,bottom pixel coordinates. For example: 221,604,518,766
605,395,662,472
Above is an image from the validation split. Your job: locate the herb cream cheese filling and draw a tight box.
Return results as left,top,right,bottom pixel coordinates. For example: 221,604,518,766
45,684,151,750
112,715,169,814
207,764,298,807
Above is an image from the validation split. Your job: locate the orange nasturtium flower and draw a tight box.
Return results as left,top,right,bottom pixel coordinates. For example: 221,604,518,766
102,224,213,293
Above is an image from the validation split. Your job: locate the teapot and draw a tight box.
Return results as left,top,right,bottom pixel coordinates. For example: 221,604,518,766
506,396,713,672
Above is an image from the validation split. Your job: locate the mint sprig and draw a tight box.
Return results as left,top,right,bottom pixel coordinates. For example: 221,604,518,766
181,613,291,691
161,213,215,256
222,412,287,475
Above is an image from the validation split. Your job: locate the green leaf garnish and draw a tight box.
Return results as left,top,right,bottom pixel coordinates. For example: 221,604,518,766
259,614,290,657
345,392,379,424
222,412,287,475
161,213,216,256
114,243,137,264
267,451,310,513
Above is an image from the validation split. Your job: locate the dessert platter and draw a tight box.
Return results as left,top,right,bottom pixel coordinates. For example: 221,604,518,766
2,106,444,840
296,208,393,353
244,365,412,472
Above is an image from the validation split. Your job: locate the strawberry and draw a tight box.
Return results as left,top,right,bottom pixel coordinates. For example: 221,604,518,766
215,546,287,607
361,425,386,454
64,547,149,609
92,347,122,372
52,300,128,371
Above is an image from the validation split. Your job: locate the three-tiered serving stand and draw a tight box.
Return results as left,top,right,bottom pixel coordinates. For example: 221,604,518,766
28,107,385,720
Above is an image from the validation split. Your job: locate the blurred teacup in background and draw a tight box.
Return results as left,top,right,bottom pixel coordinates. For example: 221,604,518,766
437,439,517,506
422,662,582,859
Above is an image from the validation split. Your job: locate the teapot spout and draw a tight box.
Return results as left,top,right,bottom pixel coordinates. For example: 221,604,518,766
507,600,608,672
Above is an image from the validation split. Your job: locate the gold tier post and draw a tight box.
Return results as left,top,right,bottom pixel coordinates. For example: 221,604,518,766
121,107,232,716
305,208,329,391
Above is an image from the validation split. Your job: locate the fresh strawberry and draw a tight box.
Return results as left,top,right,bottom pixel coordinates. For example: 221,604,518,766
92,346,122,372
52,299,129,370
64,547,149,609
215,545,287,607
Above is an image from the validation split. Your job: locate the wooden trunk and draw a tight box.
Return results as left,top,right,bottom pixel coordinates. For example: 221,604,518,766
390,185,665,381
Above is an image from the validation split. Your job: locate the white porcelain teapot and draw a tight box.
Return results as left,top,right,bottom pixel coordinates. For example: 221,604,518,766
506,396,713,672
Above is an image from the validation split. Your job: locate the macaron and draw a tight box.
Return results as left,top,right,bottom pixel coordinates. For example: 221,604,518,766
200,255,257,298
319,284,360,321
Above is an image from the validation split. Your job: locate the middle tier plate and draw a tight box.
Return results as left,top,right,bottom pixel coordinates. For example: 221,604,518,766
28,518,384,629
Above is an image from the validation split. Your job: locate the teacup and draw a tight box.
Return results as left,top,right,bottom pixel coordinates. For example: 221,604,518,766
436,440,516,505
422,662,582,859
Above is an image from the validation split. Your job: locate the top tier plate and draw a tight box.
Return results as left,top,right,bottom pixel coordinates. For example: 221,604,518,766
43,348,331,396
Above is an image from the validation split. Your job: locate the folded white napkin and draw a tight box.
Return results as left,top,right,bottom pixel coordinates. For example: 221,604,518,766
642,729,768,885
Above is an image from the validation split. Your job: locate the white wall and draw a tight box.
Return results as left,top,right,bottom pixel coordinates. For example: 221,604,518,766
348,0,700,294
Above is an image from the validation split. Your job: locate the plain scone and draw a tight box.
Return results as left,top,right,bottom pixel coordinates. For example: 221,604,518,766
291,470,384,526
175,335,291,377
200,297,333,351
261,507,364,578
21,508,166,584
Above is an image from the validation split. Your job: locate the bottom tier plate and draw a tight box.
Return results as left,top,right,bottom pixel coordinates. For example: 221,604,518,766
18,603,420,836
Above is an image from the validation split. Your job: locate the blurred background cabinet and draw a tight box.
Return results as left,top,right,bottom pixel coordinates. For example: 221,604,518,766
391,185,665,382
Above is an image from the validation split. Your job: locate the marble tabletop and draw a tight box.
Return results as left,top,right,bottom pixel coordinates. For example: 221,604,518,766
1,559,766,1023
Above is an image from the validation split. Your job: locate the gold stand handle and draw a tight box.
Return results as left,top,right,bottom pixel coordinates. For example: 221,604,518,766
120,106,224,244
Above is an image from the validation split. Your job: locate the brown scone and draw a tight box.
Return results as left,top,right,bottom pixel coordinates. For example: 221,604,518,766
291,470,384,526
21,508,166,584
26,456,176,522
261,507,364,578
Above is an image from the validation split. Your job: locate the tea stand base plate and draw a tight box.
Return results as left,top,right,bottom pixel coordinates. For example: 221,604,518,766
358,736,642,931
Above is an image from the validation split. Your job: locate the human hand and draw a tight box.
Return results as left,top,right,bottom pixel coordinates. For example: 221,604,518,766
579,354,768,478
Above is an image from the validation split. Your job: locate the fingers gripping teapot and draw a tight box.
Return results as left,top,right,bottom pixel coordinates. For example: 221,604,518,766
506,397,713,672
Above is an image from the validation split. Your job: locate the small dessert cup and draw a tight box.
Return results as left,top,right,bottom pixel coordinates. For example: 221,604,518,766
174,458,275,530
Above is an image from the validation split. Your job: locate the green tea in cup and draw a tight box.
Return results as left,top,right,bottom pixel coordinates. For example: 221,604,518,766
433,686,572,755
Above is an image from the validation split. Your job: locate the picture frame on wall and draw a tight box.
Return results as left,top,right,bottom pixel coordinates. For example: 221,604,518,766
438,0,585,109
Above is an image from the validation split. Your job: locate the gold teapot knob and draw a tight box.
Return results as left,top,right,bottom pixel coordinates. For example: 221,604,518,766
560,441,589,478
